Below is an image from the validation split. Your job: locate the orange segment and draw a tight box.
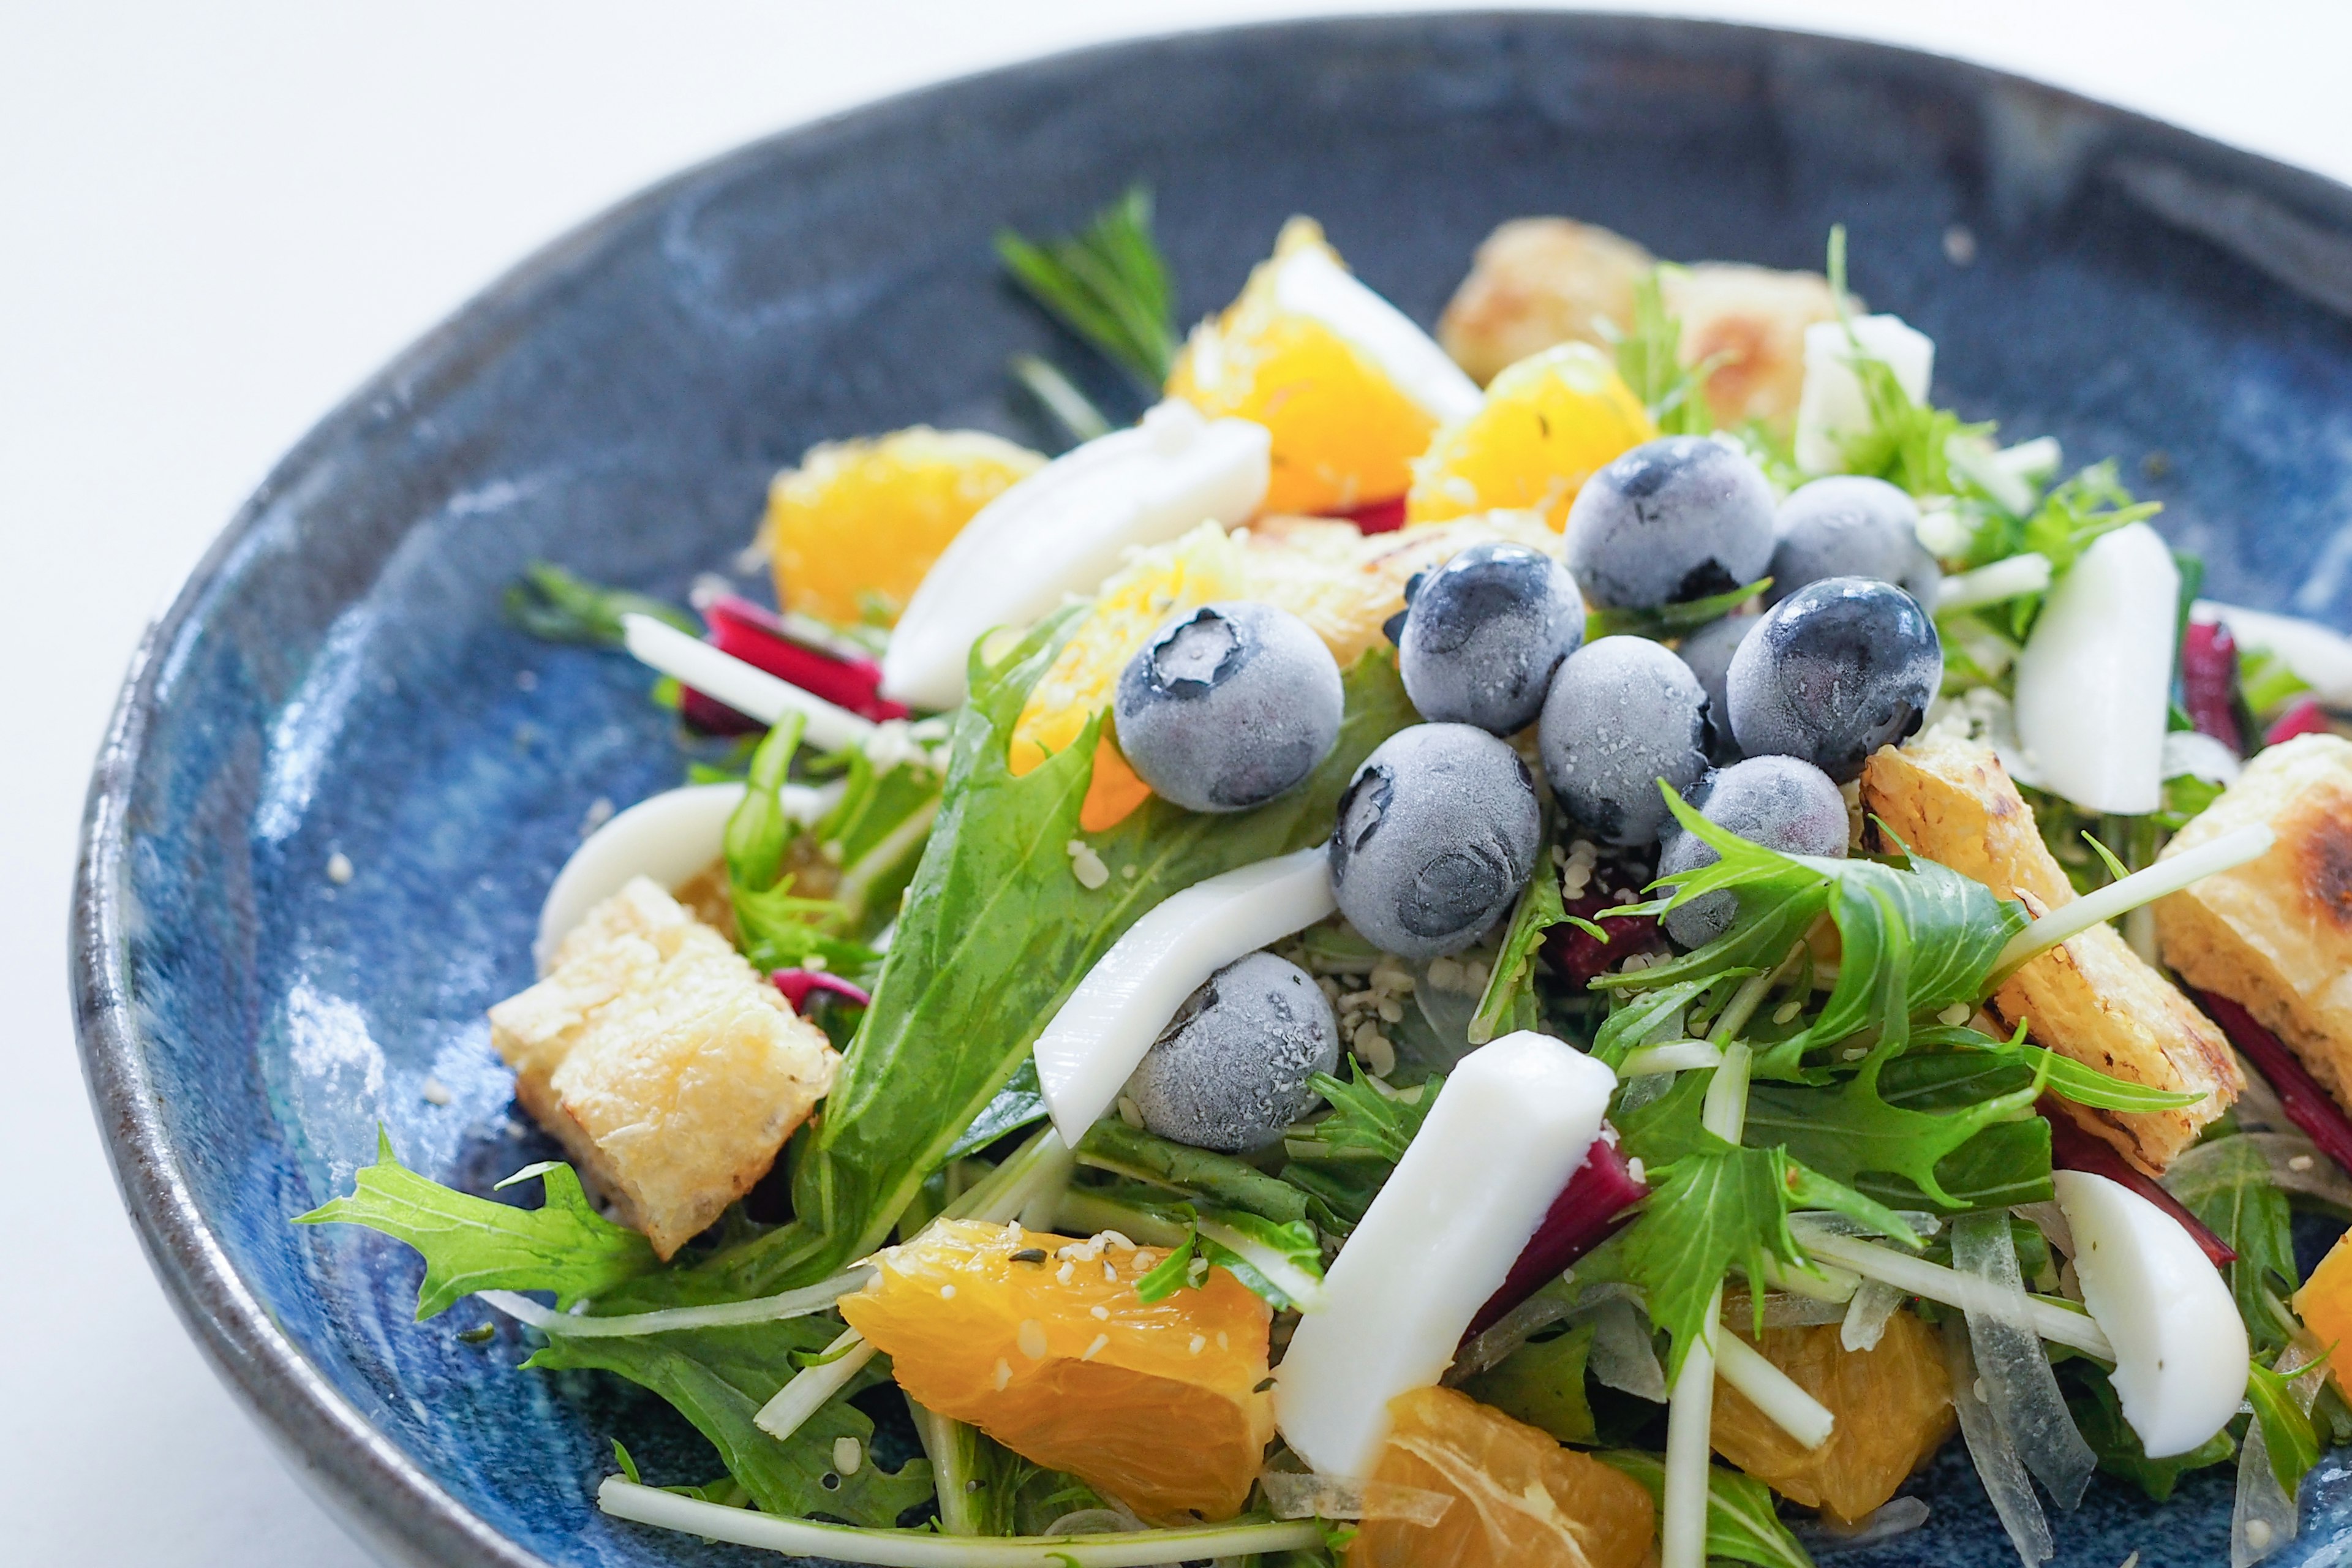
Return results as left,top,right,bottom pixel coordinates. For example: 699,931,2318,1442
1405,342,1655,532
766,427,1043,627
837,1219,1274,1523
1349,1385,1654,1568
2293,1230,2352,1389
1708,1311,1955,1524
1167,219,1439,514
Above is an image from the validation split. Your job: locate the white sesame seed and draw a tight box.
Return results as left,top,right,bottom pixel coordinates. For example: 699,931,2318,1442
1772,1001,1801,1025
1117,1096,1144,1129
1189,1335,1207,1355
1057,1262,1074,1285
831,1437,863,1476
992,1359,1012,1390
1102,1260,1117,1282
579,796,614,835
1066,840,1110,890
1843,1046,1869,1060
1017,1320,1049,1360
1216,1331,1229,1351
940,1284,957,1300
325,852,354,885
1082,1334,1110,1362
1626,1157,1646,1186
420,1076,452,1107
2290,1154,2316,1172
1090,1305,1110,1321
1938,1003,1973,1027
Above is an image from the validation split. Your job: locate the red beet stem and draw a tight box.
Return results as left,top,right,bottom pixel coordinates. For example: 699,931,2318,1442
2196,987,2352,1181
2039,1102,2234,1266
1542,895,1667,986
772,969,873,1011
2265,696,2331,747
1467,1134,1648,1336
2180,620,2244,755
1336,495,1408,535
681,595,910,733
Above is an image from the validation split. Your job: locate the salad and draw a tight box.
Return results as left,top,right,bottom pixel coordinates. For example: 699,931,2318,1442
304,189,2352,1568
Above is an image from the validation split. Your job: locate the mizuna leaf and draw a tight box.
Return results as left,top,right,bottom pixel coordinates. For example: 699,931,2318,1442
1596,1450,1815,1568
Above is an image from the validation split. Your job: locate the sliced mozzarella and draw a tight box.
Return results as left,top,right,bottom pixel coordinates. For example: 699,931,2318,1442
2194,600,2352,708
1269,244,1482,423
2055,1169,2248,1459
2011,522,2179,814
534,780,831,971
1274,1032,1615,1478
1032,847,1334,1142
878,402,1270,712
1793,314,1935,475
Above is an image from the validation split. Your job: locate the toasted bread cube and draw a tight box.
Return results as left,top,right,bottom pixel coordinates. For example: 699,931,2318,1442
1860,734,2238,1172
2157,733,2352,1114
488,876,839,1258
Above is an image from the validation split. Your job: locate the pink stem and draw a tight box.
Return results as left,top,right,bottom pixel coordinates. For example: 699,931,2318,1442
681,595,910,733
2180,620,2244,755
1467,1135,1648,1336
772,969,873,1011
2266,696,2331,747
2041,1102,2234,1265
2197,987,2352,1179
1335,496,1408,535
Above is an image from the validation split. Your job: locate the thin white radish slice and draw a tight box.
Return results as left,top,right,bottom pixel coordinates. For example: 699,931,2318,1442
1273,1031,1615,1479
1793,314,1935,475
2054,1168,2250,1458
1950,1209,2095,1508
2195,600,2352,708
1267,245,1480,423
621,614,878,752
533,780,831,971
2011,521,2180,814
1031,847,1335,1142
880,402,1270,712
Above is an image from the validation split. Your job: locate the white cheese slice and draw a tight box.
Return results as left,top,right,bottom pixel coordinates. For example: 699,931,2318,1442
1273,1031,1616,1478
2011,521,2179,815
878,401,1270,712
1793,314,1936,475
1031,847,1335,1143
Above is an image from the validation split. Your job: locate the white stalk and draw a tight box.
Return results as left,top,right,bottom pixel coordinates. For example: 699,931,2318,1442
1793,1227,2114,1360
1196,1214,1327,1313
622,613,877,750
480,1270,868,1338
1714,1330,1836,1450
1936,552,2052,614
1664,1038,1757,1568
1618,1040,1724,1077
753,1327,878,1441
598,1477,1324,1565
1990,824,2274,979
2010,521,2177,813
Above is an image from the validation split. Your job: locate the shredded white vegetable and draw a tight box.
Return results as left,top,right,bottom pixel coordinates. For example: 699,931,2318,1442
2168,1133,2352,1213
1938,552,2053,614
620,613,876,751
479,1270,868,1338
1715,1330,1836,1450
1793,1225,2114,1360
1584,1291,1668,1403
1839,1279,1904,1354
1257,1470,1454,1525
1951,1211,2095,1509
1942,1316,2055,1567
1616,1039,1724,1077
1796,1495,1931,1555
753,1327,878,1442
1990,825,2274,978
597,1477,1323,1565
2231,1417,2297,1567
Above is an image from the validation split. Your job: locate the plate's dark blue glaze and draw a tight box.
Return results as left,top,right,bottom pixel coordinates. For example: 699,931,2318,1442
72,13,2352,1567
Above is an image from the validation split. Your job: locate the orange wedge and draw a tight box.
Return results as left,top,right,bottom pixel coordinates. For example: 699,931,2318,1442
1405,342,1654,531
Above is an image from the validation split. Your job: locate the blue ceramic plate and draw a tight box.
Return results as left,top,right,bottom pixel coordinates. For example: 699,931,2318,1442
73,13,2352,1567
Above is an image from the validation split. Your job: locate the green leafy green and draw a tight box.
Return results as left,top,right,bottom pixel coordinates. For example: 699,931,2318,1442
1074,1118,1311,1226
997,186,1178,390
1294,1062,1440,1164
1609,265,1714,436
2241,646,2312,719
528,1316,932,1526
1008,352,1114,445
1128,1203,1324,1311
2166,1134,2303,1354
1460,1324,1597,1443
2065,1363,2234,1501
1742,1049,2052,1213
1591,976,1718,1071
1468,830,1590,1045
944,1060,1047,1163
502,561,697,646
295,1132,655,1319
1597,1450,1816,1568
1823,225,1989,497
2247,1358,2324,1496
807,742,946,936
1585,578,1772,641
694,628,1415,1298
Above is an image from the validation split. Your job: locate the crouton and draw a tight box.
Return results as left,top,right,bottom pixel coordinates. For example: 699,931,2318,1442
488,876,839,1257
2157,733,2352,1114
1860,734,2239,1173
1437,217,1840,429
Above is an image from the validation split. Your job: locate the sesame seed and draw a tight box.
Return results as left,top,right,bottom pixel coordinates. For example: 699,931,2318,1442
1626,1157,1646,1185
325,852,354,885
992,1359,1012,1390
940,1284,957,1300
1102,1261,1117,1282
1937,1003,1973,1027
1217,1331,1229,1351
1066,840,1110,890
1082,1334,1109,1362
832,1437,863,1476
1017,1320,1048,1360
2291,1154,2316,1172
1117,1096,1144,1129
1189,1335,1207,1355
1772,1001,1801,1025
420,1076,453,1107
1090,1305,1109,1320
1057,1262,1074,1285
1842,1046,1868,1061
1009,1248,1047,1264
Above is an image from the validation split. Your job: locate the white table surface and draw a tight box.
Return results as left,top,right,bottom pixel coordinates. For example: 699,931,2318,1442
4,2,2347,1561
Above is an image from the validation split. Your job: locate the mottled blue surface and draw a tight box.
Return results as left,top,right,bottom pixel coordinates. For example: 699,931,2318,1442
75,13,2352,1568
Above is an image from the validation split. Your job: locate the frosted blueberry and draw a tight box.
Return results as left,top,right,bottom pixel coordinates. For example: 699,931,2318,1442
1115,600,1344,813
1725,576,1943,783
1398,542,1586,734
1765,476,1942,606
1537,636,1711,846
1127,952,1340,1152
1562,435,1776,609
1657,755,1849,947
1675,610,1759,763
1329,723,1542,960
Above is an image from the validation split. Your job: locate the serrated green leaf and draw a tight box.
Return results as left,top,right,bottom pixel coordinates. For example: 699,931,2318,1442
295,1131,656,1319
1585,577,1773,641
2166,1135,2303,1354
2248,1359,2323,1496
1596,1450,1815,1568
1468,831,1570,1046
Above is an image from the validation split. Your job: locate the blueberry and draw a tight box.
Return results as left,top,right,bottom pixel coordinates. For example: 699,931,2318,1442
1398,543,1587,734
1675,610,1758,763
1725,576,1943,783
1329,724,1541,960
1127,952,1340,1152
1562,435,1776,609
1657,756,1849,947
1115,601,1344,813
1766,477,1942,606
1537,636,1711,846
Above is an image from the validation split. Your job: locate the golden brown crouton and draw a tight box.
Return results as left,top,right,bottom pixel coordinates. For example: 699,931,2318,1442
489,876,839,1258
1860,734,2239,1173
2157,733,2352,1113
1438,217,1840,430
